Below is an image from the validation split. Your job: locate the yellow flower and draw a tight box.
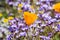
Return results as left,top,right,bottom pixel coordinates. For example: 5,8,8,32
8,16,14,20
24,11,38,26
3,18,8,23
30,6,34,9
52,3,60,13
18,4,23,7
0,13,2,17
39,11,44,14
18,10,22,13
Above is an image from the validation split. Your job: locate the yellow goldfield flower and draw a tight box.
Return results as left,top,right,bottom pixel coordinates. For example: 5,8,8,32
3,18,8,23
53,3,60,13
30,6,34,9
24,11,38,26
0,13,2,17
18,4,23,7
39,11,44,14
8,16,14,20
18,10,22,13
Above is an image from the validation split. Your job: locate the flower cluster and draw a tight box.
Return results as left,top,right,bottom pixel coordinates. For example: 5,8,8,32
0,0,60,40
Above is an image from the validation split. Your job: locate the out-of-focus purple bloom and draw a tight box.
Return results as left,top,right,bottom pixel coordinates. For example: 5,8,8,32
41,24,46,27
39,29,44,32
57,24,60,31
14,18,20,21
8,27,15,32
35,32,39,36
8,24,17,32
35,20,41,24
40,4,49,11
9,2,13,5
21,27,28,31
49,18,57,23
55,14,60,18
6,34,13,40
11,24,17,28
9,20,16,24
18,22,25,27
39,7,45,11
13,2,19,6
8,13,14,16
48,33,53,37
40,36,50,40
19,32,26,36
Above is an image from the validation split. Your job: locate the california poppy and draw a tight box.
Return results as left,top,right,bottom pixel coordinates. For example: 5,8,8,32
24,11,38,26
53,3,60,13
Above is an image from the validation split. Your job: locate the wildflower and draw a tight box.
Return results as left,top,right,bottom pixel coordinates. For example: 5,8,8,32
57,24,60,31
21,27,28,31
52,3,60,13
19,32,26,36
6,34,13,40
0,13,2,17
8,16,14,20
18,4,23,7
8,25,17,32
24,11,38,26
30,6,34,9
9,19,16,24
18,10,22,13
40,36,50,40
3,18,8,23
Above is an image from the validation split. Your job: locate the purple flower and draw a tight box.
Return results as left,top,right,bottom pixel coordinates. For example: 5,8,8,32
39,29,44,32
19,32,26,36
48,33,53,37
57,24,60,31
9,20,16,24
55,14,60,18
40,36,50,40
8,24,17,32
21,27,28,31
8,27,13,32
18,22,25,27
6,34,13,40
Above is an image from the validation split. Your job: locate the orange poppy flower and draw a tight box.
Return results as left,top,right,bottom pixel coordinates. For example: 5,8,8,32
24,11,38,26
53,3,60,13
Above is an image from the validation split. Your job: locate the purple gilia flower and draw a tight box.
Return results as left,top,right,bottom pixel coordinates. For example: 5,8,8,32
49,18,57,23
35,32,39,36
39,29,44,32
11,24,17,28
19,32,26,36
48,33,53,37
57,24,60,31
9,20,16,24
8,24,17,32
9,2,13,5
40,36,50,40
41,24,46,27
6,34,13,40
8,13,14,16
8,26,15,32
14,18,20,21
35,20,41,24
55,14,60,18
21,27,28,31
18,22,25,27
